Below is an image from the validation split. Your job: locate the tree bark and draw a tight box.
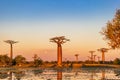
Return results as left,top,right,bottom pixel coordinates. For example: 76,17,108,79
10,44,13,66
102,52,105,63
57,44,62,67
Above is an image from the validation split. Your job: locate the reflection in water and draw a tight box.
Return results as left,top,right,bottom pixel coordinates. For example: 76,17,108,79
89,70,97,80
90,71,94,80
101,70,105,80
8,72,12,80
88,69,106,80
0,72,9,79
57,71,62,80
0,71,25,80
14,71,25,80
32,69,43,76
114,70,120,78
0,68,120,80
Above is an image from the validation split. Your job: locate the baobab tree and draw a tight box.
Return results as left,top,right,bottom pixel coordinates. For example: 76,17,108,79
93,55,96,62
97,56,100,64
75,54,79,62
4,40,18,66
97,48,109,64
87,56,91,61
89,51,95,63
50,36,69,67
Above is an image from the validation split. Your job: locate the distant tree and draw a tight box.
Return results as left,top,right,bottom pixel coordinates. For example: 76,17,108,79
14,71,25,80
75,54,79,62
33,54,38,61
14,55,26,65
101,9,120,49
34,57,43,67
97,48,109,64
0,54,10,65
4,40,18,66
33,54,43,67
113,58,120,65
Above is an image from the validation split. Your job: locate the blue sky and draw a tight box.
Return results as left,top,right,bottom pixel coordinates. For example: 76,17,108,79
0,0,120,61
0,0,120,21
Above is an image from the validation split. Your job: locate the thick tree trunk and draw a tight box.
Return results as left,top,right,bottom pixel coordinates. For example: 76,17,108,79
76,56,78,62
57,44,62,67
91,53,93,63
10,44,13,66
102,52,105,63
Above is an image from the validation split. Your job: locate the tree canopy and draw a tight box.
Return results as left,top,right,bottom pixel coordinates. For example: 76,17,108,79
101,9,120,49
0,54,10,65
14,55,26,65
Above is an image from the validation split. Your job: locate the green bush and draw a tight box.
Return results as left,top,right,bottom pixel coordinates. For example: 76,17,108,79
34,58,43,67
113,58,120,65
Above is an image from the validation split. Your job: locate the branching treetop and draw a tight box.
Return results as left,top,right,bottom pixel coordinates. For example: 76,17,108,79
89,51,95,53
75,54,79,56
50,36,70,44
4,40,18,44
97,48,109,53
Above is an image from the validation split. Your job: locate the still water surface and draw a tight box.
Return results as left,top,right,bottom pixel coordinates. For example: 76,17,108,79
0,67,120,80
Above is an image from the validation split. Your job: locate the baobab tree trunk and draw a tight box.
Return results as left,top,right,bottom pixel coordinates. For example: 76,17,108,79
98,57,100,64
57,44,62,67
102,52,105,64
91,53,93,63
10,44,13,65
76,56,78,62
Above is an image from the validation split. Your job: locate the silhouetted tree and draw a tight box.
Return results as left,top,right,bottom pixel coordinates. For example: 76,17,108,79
101,9,120,49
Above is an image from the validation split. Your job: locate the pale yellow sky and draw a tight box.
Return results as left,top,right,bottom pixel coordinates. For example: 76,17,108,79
0,21,119,61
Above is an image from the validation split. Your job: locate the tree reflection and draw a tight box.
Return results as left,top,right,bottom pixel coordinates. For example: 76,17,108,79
114,70,120,78
8,72,12,80
89,70,96,80
101,70,105,80
14,71,25,80
0,72,9,79
32,69,43,76
89,69,106,80
57,71,62,80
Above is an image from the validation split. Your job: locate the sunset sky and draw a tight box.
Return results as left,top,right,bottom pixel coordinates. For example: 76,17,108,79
0,0,120,61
